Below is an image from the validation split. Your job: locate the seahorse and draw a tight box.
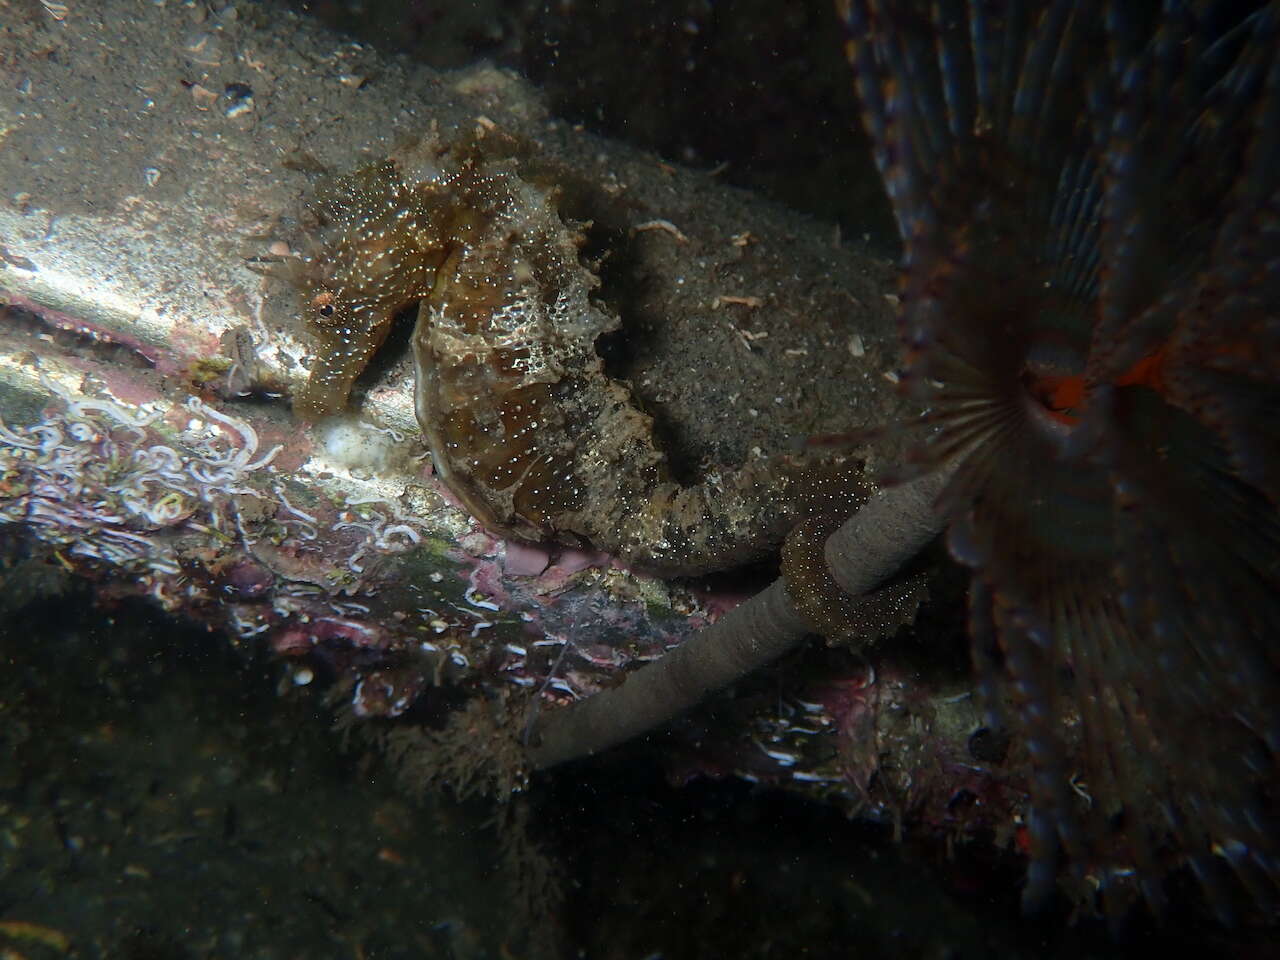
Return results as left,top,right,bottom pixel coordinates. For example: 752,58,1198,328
274,131,867,577
843,0,1280,919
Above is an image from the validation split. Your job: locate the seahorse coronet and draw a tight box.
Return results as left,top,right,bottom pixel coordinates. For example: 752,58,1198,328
281,129,867,577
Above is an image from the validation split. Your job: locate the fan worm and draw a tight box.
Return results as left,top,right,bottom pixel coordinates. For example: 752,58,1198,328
844,0,1280,919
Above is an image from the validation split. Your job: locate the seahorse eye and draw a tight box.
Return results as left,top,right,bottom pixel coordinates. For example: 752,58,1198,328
309,290,339,325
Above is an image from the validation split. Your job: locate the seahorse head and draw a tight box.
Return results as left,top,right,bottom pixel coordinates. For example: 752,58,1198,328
287,161,448,419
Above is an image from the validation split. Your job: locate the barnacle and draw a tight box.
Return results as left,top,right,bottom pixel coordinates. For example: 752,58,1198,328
844,0,1280,918
277,131,864,577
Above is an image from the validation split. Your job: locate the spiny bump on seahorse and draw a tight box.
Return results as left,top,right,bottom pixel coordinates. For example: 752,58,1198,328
263,126,879,581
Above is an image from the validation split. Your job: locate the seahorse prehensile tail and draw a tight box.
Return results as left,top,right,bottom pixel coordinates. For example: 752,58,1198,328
841,0,1280,919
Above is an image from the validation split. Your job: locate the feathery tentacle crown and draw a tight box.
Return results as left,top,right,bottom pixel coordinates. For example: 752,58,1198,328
842,0,1280,919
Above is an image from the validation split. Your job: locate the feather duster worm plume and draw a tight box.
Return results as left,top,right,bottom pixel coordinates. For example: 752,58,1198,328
841,0,1280,921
